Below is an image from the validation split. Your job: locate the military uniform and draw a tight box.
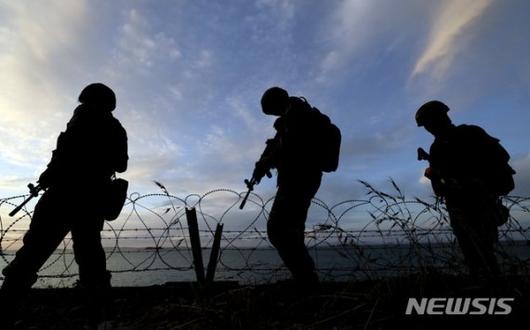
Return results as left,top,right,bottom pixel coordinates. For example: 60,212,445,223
261,99,323,284
2,103,128,292
428,124,503,277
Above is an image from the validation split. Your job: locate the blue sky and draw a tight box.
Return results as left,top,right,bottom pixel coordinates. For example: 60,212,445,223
1,0,530,204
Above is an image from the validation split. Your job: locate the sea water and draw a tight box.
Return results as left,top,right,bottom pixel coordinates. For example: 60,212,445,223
1,242,528,288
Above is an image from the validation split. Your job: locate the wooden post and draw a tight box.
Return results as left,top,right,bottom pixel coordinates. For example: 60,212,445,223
206,223,224,283
186,207,205,284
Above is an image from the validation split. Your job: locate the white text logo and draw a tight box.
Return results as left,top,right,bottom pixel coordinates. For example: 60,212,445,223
405,298,514,315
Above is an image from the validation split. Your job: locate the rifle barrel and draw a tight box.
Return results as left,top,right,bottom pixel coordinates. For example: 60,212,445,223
239,190,252,210
9,195,33,216
239,178,256,210
9,184,41,217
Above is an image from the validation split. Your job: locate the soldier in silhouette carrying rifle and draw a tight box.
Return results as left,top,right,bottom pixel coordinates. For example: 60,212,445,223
0,83,128,317
416,100,514,279
247,87,340,287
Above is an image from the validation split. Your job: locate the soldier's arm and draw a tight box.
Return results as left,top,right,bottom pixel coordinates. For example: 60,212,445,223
258,136,280,168
114,124,128,173
251,136,277,182
429,171,447,197
38,131,72,188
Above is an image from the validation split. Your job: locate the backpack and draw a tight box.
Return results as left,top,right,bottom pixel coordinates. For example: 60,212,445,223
292,97,341,172
317,113,341,172
458,125,515,196
487,139,515,196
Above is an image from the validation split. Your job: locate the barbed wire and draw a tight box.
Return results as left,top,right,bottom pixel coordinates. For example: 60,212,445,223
1,181,529,286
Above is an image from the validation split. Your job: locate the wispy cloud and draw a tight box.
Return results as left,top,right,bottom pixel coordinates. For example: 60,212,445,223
199,126,248,165
1,0,529,206
0,0,90,168
192,50,214,69
315,0,372,83
114,9,181,71
411,0,493,79
255,0,296,28
226,96,262,132
1,1,89,62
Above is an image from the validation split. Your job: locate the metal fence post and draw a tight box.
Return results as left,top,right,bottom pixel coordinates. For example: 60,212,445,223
206,223,224,283
186,207,205,284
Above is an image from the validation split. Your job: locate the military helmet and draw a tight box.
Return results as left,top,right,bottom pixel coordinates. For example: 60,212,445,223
261,87,289,115
78,83,116,111
415,100,450,127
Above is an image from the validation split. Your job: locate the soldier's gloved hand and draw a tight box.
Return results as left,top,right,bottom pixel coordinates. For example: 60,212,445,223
252,161,269,184
424,167,433,179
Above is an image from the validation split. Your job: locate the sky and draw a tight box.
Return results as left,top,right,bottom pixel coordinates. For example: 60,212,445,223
1,0,530,205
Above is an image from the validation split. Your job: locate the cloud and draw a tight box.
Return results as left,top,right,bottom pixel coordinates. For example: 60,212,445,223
192,50,214,69
340,122,413,169
511,154,530,196
411,0,493,79
0,0,91,168
315,0,372,83
1,0,527,213
255,0,296,30
113,9,181,71
225,96,274,138
1,1,89,62
0,175,36,192
93,8,224,194
0,3,189,192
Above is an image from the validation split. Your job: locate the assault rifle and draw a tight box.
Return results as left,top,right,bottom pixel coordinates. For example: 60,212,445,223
240,171,272,210
9,183,42,217
417,146,462,196
418,146,440,182
239,177,256,210
239,138,277,210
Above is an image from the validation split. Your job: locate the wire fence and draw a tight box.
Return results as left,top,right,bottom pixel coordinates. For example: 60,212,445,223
1,181,529,286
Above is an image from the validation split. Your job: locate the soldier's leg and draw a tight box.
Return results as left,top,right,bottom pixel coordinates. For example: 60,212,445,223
267,188,318,284
467,198,501,277
1,191,70,294
449,208,482,278
71,218,110,288
267,190,289,261
453,224,481,277
471,219,500,276
0,191,70,327
450,207,499,278
70,217,110,325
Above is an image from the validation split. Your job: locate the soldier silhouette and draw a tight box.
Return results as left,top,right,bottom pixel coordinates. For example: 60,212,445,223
251,87,340,287
0,83,128,317
416,100,514,279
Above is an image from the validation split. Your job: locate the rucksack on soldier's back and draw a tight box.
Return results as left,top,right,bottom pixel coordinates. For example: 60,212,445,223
317,113,341,172
487,138,516,196
294,97,341,172
459,124,515,196
486,138,515,226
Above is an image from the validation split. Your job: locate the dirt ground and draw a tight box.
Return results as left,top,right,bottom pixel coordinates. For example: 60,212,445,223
5,273,530,329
